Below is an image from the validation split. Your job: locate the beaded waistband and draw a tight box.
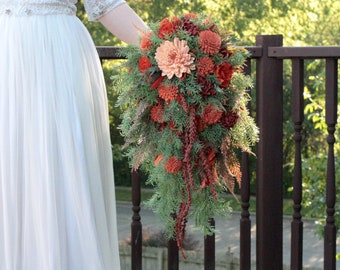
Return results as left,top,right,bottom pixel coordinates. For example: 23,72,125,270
0,3,76,17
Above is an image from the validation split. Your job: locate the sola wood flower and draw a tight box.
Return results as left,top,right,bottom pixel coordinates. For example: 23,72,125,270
138,56,152,74
215,62,234,88
150,103,164,123
140,31,153,51
221,111,239,128
202,104,223,125
158,84,179,102
158,17,178,38
155,38,195,79
198,30,222,55
165,156,183,173
197,76,216,97
197,56,215,76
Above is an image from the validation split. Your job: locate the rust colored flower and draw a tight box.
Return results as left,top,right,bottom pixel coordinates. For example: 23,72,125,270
215,62,234,88
138,56,152,74
198,30,221,55
155,38,195,79
202,104,223,125
154,154,164,165
140,31,153,51
221,111,239,128
197,76,216,97
197,56,214,76
158,18,177,38
158,84,179,102
165,156,183,174
150,103,164,123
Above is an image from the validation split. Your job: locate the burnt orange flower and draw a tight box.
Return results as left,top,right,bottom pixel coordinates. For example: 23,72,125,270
158,84,179,102
198,30,221,55
197,56,214,76
158,18,177,38
165,156,182,174
150,103,164,123
202,104,223,125
138,56,152,74
215,62,234,88
140,31,153,51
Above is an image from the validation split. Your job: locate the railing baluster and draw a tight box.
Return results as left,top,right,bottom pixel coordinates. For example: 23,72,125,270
131,169,142,270
290,59,304,270
324,58,338,270
204,218,215,270
240,57,252,270
168,213,179,270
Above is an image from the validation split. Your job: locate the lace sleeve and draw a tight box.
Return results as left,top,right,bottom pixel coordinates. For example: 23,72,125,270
83,0,126,21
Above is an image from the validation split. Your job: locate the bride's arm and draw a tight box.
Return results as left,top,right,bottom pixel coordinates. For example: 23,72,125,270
98,3,149,45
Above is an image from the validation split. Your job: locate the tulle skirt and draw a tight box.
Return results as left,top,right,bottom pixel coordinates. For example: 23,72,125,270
0,14,120,270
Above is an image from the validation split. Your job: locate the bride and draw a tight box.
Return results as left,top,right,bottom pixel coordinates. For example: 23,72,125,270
0,1,147,269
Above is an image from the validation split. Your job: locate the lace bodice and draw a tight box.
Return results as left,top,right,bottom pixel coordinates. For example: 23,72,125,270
0,0,125,21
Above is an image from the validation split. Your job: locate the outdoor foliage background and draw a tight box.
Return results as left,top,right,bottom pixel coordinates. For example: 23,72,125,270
76,0,340,225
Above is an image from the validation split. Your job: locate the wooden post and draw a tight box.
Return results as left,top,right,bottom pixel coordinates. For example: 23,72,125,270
255,35,283,270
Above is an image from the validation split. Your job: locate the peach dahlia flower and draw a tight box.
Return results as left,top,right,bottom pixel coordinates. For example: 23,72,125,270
155,38,195,79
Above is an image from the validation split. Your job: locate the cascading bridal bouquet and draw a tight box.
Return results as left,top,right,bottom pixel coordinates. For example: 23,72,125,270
115,13,258,254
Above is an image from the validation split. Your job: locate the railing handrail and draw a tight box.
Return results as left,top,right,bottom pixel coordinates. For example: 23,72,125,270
97,45,340,60
268,46,340,58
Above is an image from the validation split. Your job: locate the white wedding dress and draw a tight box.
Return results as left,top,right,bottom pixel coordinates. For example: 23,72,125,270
0,1,124,269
